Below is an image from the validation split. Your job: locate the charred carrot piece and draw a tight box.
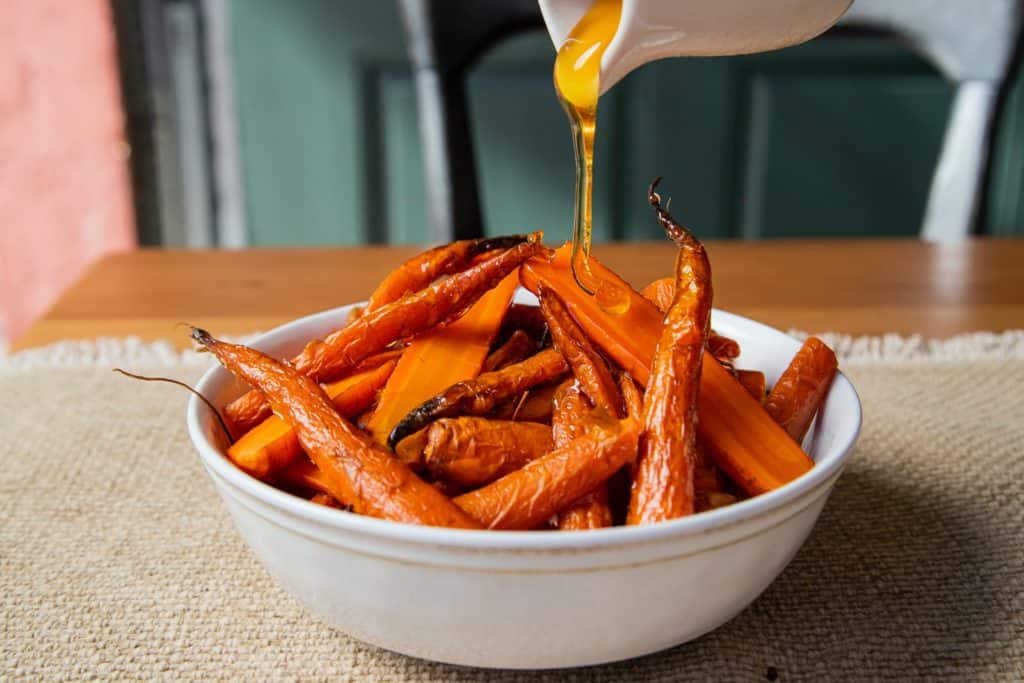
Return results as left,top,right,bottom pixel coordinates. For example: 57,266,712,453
627,179,712,524
454,413,639,530
735,369,766,403
365,235,527,313
539,284,623,418
401,417,553,488
193,328,481,529
227,359,397,479
224,235,545,434
387,348,568,449
364,270,518,446
520,222,813,498
550,381,614,530
482,330,536,373
764,337,838,444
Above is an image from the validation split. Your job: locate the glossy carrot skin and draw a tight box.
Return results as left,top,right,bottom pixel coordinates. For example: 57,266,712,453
224,236,546,434
411,418,553,488
764,337,838,443
454,414,639,530
194,329,482,529
551,382,614,530
521,246,813,497
627,183,712,524
365,270,518,445
641,277,674,313
227,359,396,479
365,235,527,313
707,333,741,362
482,329,535,372
387,348,568,449
539,284,623,418
735,369,767,403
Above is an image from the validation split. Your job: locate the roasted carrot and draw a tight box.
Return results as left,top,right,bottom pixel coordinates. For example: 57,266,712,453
539,284,623,418
227,359,397,478
387,348,568,449
642,276,675,313
365,235,527,313
735,369,766,403
224,234,546,435
402,417,553,488
708,332,741,362
627,179,712,524
454,413,639,530
482,329,535,372
365,270,518,446
764,337,838,444
277,457,331,495
521,247,813,497
550,381,613,530
493,380,561,423
193,328,482,529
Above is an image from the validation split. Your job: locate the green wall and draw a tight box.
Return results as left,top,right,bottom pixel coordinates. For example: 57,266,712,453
229,1,1022,245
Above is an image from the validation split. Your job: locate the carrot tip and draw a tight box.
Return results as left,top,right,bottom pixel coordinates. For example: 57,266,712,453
190,326,216,348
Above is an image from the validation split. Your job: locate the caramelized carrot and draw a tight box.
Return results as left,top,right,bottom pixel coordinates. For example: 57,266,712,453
521,246,813,496
409,418,553,488
193,328,481,529
550,382,613,530
735,369,766,403
627,181,712,524
454,413,639,530
277,457,331,494
764,337,838,444
641,277,675,313
482,329,535,372
224,235,546,435
227,359,396,478
539,284,622,418
365,270,518,445
387,348,568,449
365,235,527,313
493,381,561,423
708,332,741,362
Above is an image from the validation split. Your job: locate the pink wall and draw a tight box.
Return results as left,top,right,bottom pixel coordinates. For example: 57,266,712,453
0,0,136,346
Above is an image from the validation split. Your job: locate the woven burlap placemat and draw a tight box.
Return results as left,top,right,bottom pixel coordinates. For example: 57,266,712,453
2,334,1022,681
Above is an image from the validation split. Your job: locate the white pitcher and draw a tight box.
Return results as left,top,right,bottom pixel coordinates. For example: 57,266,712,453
539,0,855,94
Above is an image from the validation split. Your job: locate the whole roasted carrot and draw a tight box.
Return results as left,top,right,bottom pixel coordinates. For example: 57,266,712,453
227,359,396,479
539,284,623,418
193,328,481,529
454,413,639,530
520,212,814,497
365,235,527,313
482,329,536,373
402,417,553,488
627,178,713,524
364,269,518,446
224,234,546,434
550,381,614,530
764,337,838,444
387,347,568,449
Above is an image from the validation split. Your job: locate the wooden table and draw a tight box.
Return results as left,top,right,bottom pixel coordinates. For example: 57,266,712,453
13,238,1024,350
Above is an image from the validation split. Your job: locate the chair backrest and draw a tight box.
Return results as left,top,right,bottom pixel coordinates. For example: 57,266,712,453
839,0,1023,240
400,0,1024,243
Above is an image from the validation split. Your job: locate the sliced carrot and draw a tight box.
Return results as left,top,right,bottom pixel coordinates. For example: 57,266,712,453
365,269,519,446
520,244,814,496
226,359,397,479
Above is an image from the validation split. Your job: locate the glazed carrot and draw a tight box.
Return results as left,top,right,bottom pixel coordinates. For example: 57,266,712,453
735,369,766,403
493,380,561,423
227,359,397,478
365,235,527,313
277,457,331,494
521,249,813,496
627,181,712,524
193,328,482,529
406,417,553,488
224,234,546,435
708,332,741,362
551,382,613,530
454,413,639,530
539,284,623,418
365,270,518,445
482,329,535,372
387,348,568,449
641,276,674,313
764,337,838,444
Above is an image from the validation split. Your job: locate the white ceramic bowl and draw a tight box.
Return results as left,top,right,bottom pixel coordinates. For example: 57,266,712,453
187,300,861,669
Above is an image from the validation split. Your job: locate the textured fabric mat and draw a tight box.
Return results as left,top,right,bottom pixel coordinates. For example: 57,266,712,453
2,335,1022,681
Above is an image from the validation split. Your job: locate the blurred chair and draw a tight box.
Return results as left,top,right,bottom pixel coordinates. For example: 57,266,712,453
399,0,1023,243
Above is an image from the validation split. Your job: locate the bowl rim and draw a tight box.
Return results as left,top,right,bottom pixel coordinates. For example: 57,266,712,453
187,303,861,551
